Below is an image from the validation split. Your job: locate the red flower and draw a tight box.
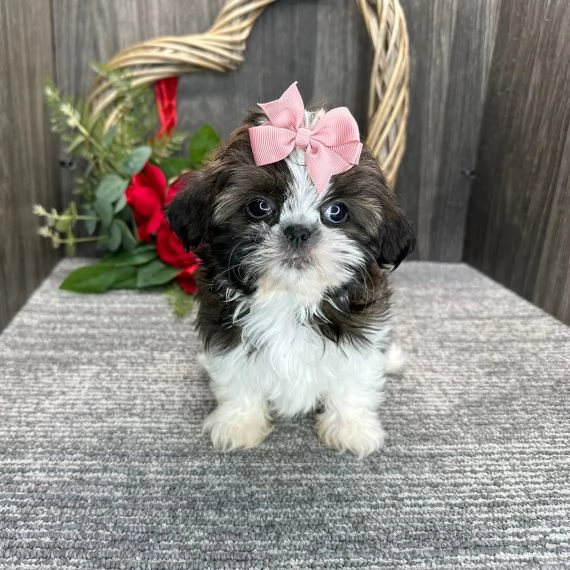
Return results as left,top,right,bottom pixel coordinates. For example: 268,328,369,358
126,163,168,242
156,218,201,295
175,265,200,294
125,163,201,294
160,171,201,293
156,220,199,268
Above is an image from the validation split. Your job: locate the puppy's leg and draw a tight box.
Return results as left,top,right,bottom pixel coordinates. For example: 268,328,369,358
202,354,272,450
316,366,386,457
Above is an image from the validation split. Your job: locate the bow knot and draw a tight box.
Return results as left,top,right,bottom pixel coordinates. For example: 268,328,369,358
248,82,363,193
295,127,312,151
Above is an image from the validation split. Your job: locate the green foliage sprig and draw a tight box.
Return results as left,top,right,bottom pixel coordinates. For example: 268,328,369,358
35,65,221,317
36,66,219,258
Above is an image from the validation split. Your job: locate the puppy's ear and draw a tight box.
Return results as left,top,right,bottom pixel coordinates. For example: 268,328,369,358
165,172,213,250
348,147,415,270
377,207,415,270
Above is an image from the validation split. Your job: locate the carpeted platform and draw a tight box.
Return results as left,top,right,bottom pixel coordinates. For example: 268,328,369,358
1,260,569,569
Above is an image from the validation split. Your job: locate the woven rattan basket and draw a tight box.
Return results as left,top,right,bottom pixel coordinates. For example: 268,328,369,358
88,0,409,184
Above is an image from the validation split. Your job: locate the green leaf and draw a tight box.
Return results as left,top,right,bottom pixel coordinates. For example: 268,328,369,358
82,206,97,236
118,204,133,224
161,157,192,181
133,243,157,253
188,125,220,168
122,145,152,176
94,196,113,227
136,259,179,288
109,266,138,289
102,243,157,266
115,219,138,251
102,125,118,148
84,218,97,236
164,283,195,318
95,174,129,203
106,221,122,252
60,263,118,293
114,193,127,213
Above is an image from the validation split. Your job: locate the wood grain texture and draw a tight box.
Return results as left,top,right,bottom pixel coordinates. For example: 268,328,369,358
398,0,500,260
313,0,372,134
0,0,60,331
464,0,570,325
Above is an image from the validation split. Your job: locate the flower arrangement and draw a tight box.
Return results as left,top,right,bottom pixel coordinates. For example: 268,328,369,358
35,67,220,316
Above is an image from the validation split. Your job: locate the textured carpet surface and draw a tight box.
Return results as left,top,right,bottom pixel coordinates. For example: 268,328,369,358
0,260,569,569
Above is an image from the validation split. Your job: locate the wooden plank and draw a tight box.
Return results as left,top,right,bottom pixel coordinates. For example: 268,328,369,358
313,0,371,132
398,0,500,260
464,0,570,325
535,129,570,321
52,0,220,98
0,0,60,331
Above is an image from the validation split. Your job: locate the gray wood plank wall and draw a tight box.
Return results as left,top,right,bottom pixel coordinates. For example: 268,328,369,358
399,0,500,261
464,0,570,325
51,0,497,262
0,0,60,331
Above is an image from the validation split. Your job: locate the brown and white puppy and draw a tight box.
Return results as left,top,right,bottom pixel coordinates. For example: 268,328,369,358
166,107,414,456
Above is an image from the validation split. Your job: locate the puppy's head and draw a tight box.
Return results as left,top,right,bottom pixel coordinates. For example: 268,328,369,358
166,109,414,300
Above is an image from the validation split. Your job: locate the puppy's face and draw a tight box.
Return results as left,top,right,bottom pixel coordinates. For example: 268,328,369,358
166,110,414,301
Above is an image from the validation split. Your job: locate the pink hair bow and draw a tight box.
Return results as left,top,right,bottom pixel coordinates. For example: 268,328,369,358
248,82,363,193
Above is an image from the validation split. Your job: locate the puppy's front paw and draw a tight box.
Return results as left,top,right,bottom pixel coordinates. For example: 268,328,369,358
316,408,385,457
203,405,272,451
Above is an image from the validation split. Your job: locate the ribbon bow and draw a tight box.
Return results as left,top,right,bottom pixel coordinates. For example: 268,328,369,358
248,82,363,193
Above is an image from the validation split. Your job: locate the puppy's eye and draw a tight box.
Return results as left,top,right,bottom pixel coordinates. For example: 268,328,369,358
247,198,273,220
322,202,348,225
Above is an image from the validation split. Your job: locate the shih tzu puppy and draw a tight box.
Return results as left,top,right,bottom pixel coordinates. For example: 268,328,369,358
166,83,414,456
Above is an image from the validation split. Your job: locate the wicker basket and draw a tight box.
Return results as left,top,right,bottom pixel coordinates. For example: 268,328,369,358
88,0,409,184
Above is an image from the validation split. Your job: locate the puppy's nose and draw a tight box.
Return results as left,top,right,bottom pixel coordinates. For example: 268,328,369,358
283,224,312,248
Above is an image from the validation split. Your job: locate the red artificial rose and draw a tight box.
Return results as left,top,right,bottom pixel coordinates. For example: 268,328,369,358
125,163,168,242
155,220,199,268
156,170,201,268
175,265,200,294
162,171,201,294
125,163,201,294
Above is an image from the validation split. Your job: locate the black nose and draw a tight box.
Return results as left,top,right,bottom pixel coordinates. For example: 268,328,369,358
283,224,312,247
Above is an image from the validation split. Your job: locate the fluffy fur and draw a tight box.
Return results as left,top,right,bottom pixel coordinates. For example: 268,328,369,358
166,106,414,457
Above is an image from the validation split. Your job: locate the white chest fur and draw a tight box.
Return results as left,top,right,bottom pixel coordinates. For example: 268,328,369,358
201,290,391,417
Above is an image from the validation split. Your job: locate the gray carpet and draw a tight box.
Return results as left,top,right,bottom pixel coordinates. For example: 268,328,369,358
1,260,569,569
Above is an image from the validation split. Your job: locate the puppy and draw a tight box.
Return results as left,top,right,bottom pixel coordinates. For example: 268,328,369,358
166,83,414,456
